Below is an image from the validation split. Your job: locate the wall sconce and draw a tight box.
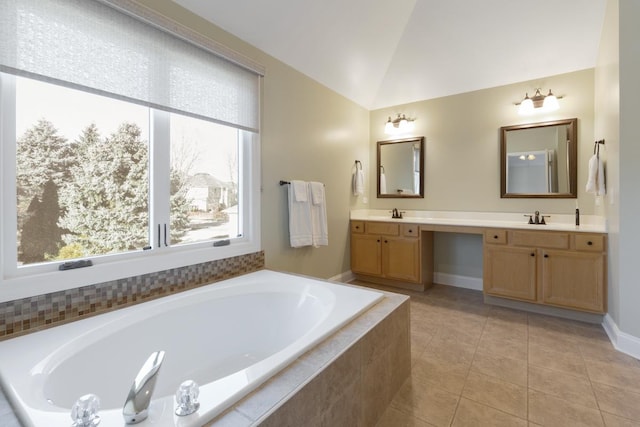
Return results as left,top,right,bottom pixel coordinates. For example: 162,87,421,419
384,113,415,135
516,88,561,115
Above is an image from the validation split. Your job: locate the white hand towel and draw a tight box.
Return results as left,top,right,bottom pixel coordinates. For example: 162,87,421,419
585,154,606,196
288,180,312,247
309,181,328,247
352,169,364,196
292,180,308,202
380,172,387,194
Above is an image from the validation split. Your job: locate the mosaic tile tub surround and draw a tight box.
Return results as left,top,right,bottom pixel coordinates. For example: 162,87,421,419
0,251,264,340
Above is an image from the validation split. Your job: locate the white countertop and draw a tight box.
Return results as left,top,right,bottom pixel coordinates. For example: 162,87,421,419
350,209,607,233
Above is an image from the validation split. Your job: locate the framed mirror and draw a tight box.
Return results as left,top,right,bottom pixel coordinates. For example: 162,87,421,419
500,118,577,198
377,136,424,198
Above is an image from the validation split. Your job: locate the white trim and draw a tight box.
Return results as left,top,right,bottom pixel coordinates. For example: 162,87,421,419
433,272,483,291
602,314,640,360
330,270,356,284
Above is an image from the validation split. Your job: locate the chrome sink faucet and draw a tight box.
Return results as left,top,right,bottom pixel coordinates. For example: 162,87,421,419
123,351,165,424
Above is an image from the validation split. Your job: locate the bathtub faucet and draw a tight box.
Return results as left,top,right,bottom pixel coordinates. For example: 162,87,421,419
123,351,165,424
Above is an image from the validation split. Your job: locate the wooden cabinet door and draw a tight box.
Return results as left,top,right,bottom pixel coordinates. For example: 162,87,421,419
541,250,605,313
484,245,537,301
351,233,382,276
382,237,420,282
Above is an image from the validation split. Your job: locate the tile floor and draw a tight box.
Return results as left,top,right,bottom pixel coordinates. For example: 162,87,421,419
357,282,640,427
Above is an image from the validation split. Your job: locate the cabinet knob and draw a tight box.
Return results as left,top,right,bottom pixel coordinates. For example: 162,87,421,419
530,253,535,257
408,229,413,233
493,235,499,239
544,254,549,258
587,241,593,246
355,226,360,229
384,240,388,243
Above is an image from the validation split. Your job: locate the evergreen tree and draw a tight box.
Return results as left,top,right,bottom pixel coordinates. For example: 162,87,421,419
169,167,190,243
16,119,75,230
60,123,149,254
19,180,67,263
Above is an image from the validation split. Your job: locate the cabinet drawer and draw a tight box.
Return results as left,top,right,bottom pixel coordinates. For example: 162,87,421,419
351,221,365,233
575,234,605,252
484,229,507,244
366,222,399,236
401,224,419,238
511,231,569,249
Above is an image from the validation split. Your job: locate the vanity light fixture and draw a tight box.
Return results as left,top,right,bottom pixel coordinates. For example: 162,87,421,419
517,89,560,115
384,113,415,135
519,154,536,160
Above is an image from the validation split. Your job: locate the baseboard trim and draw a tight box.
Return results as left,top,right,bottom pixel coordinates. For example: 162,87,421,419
330,270,355,283
433,273,483,291
602,314,640,360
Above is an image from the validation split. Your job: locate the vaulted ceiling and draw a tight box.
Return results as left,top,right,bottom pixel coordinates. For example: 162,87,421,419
174,0,607,110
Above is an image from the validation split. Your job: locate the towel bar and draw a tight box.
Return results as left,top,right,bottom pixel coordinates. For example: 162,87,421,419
280,180,324,186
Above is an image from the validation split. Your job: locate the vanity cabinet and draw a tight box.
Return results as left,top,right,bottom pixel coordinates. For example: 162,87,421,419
351,221,427,288
483,230,606,313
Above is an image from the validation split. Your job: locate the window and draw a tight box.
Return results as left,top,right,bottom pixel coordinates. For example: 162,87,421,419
0,0,262,299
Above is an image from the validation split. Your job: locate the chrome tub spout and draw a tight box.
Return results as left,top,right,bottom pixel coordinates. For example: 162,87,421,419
122,351,165,424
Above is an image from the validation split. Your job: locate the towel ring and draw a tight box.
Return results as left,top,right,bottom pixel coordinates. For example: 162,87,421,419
380,165,385,173
593,139,605,158
355,160,362,170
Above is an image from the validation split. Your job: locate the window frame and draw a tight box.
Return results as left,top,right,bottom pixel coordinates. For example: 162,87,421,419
0,73,261,303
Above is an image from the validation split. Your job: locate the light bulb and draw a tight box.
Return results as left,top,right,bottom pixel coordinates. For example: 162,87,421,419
518,94,534,115
384,118,394,134
543,90,559,111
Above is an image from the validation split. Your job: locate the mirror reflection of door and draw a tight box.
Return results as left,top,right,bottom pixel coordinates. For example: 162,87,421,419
500,118,576,198
377,137,424,198
506,150,557,193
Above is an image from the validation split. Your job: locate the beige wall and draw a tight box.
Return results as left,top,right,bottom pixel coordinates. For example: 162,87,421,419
606,0,640,338
596,0,621,331
617,0,640,338
369,69,595,214
133,0,370,279
369,70,595,283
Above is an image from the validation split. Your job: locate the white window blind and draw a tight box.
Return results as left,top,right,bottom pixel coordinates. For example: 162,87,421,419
0,0,262,132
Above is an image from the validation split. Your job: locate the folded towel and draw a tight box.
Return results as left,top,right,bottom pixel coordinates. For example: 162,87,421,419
380,172,387,194
288,180,312,247
309,181,328,247
585,154,606,196
292,180,308,202
310,181,324,205
352,169,364,196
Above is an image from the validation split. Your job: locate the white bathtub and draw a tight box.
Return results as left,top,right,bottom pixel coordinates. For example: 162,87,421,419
0,270,383,426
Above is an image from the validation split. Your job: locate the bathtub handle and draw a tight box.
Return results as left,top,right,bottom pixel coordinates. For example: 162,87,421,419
123,350,165,424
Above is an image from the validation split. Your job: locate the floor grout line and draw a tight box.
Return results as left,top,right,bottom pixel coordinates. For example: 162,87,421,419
368,282,639,427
